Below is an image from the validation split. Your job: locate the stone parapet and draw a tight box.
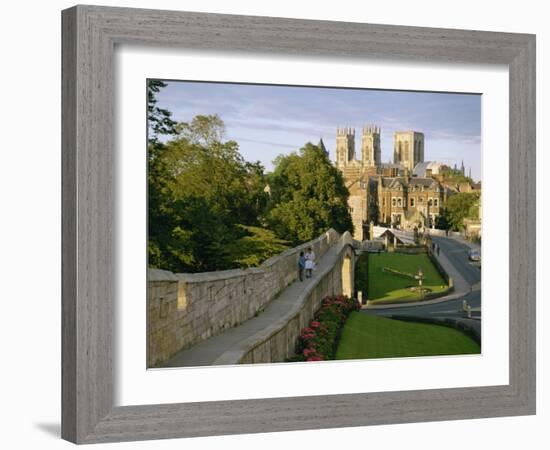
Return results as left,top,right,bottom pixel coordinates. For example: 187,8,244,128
215,231,356,365
147,229,341,367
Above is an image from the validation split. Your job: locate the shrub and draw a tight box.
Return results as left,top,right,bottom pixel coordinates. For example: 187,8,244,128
292,295,360,362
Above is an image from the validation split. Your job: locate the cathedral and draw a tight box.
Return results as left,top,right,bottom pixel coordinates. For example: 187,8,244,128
333,125,451,240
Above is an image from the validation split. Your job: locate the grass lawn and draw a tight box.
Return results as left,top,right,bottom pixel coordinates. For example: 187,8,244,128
363,252,448,304
335,313,481,360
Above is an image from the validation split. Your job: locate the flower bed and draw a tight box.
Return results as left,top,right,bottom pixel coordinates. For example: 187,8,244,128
289,295,360,362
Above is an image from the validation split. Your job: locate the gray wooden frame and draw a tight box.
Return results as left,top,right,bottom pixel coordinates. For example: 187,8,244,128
62,4,536,444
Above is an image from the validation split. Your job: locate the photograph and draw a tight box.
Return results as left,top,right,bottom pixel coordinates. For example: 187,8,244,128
146,80,482,368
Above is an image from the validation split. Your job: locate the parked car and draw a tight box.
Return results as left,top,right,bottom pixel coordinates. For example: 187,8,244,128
468,249,481,262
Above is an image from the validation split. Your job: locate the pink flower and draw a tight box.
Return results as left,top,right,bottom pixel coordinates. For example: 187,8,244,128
307,356,323,361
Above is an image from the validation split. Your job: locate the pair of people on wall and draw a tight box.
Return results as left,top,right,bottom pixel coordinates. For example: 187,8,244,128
298,247,316,282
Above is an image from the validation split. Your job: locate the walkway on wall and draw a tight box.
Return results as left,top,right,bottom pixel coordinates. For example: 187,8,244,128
161,242,342,368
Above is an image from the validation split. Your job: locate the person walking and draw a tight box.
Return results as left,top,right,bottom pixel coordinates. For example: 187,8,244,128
305,247,316,279
298,251,306,282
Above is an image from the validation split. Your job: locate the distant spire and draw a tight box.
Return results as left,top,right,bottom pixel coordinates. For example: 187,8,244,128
461,160,465,175
318,137,328,155
468,167,472,178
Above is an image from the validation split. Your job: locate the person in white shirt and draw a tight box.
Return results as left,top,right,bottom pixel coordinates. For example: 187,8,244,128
304,247,316,278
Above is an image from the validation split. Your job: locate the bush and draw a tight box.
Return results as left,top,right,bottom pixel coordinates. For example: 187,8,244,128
291,295,360,362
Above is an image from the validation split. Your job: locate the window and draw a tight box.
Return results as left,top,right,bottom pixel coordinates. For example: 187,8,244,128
434,198,439,207
428,198,433,207
397,198,402,207
419,197,423,204
383,198,386,207
392,197,396,207
410,197,415,207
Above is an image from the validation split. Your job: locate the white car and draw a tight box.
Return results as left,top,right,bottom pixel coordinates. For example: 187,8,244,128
468,249,481,262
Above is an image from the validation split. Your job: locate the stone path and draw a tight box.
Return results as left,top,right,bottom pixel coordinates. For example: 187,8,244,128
160,243,340,367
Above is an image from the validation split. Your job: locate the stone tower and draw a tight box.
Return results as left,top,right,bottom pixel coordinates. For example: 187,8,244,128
361,125,381,168
393,131,424,171
336,127,355,167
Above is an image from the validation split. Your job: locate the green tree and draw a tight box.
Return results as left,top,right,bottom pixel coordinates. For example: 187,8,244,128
224,225,290,268
175,114,226,146
266,142,353,244
442,192,480,231
147,110,283,272
147,80,177,140
439,166,475,185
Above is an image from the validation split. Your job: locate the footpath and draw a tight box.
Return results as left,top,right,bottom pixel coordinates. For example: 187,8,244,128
161,244,340,367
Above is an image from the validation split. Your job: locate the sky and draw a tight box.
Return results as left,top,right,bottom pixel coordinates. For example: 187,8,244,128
155,81,482,181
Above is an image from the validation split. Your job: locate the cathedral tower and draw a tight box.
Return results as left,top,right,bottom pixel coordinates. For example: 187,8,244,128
361,125,381,168
336,127,355,167
393,131,424,171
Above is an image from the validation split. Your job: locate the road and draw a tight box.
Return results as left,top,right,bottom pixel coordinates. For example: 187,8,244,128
362,236,481,325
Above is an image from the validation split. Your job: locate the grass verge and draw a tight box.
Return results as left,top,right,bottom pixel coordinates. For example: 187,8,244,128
364,252,448,304
335,312,480,360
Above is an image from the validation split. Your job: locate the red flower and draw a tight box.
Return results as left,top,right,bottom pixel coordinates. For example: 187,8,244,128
311,321,321,328
307,356,323,361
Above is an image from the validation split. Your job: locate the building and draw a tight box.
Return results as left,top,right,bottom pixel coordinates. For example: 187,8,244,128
333,126,452,238
412,161,444,178
393,131,424,171
335,125,381,178
375,173,445,230
335,126,382,240
361,125,381,168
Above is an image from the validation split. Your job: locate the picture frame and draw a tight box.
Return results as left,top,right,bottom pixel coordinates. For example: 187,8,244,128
61,4,536,444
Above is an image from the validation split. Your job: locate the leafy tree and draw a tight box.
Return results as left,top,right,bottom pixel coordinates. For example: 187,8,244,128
439,166,475,185
147,80,177,139
224,225,290,268
148,110,280,272
441,192,480,231
468,198,481,220
266,143,353,245
175,114,226,146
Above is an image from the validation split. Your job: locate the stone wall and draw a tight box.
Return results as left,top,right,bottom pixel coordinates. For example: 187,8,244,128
148,229,341,367
214,232,356,365
427,245,454,289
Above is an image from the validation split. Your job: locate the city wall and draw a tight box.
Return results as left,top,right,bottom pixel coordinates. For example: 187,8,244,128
147,229,341,367
214,232,356,365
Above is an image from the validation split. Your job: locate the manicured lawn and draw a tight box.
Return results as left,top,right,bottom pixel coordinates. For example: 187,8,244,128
363,252,448,304
335,313,481,360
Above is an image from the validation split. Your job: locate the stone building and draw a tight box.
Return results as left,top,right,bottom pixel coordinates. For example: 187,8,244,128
361,125,381,168
333,126,452,238
335,126,381,178
394,131,424,171
375,172,446,230
335,125,382,240
412,161,444,178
